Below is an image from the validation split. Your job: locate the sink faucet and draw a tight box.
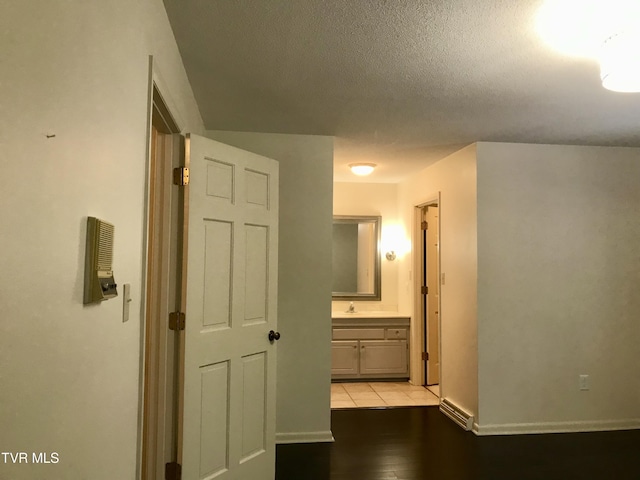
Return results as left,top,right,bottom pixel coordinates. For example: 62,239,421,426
347,302,356,313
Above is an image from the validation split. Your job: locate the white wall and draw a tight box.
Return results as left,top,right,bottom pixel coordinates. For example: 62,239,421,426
206,131,334,443
333,182,400,312
476,142,640,434
0,1,203,478
398,145,479,417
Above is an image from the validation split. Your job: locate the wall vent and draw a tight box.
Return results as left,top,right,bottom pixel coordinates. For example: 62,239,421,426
439,398,474,431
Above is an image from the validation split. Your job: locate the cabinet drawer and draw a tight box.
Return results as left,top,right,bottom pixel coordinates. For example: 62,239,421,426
386,328,407,340
333,328,385,340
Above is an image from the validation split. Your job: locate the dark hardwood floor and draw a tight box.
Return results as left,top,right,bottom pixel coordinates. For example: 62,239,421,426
276,407,640,480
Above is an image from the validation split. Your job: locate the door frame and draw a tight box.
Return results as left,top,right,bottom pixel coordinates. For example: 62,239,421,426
410,194,442,392
139,57,184,480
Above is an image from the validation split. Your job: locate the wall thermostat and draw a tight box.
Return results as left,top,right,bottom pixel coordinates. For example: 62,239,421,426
83,217,118,304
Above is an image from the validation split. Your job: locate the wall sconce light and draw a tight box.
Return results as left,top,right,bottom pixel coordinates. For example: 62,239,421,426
349,163,376,176
381,224,410,261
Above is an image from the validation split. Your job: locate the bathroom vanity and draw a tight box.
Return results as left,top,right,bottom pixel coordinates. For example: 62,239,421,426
331,312,410,380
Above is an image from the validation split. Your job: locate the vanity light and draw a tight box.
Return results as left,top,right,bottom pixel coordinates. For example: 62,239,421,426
349,163,376,176
385,251,397,261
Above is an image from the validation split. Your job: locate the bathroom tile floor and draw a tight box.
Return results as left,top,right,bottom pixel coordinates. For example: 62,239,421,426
331,381,440,409
426,384,440,397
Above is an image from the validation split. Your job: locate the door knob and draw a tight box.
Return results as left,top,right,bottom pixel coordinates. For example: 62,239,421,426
268,330,281,342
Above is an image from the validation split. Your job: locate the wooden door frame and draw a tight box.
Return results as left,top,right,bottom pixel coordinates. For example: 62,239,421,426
410,195,442,391
139,61,183,480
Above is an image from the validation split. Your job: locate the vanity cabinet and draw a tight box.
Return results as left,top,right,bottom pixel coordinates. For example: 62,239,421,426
331,341,359,376
331,315,410,380
359,340,407,375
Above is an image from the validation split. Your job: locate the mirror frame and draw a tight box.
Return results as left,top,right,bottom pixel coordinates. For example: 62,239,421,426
332,215,382,301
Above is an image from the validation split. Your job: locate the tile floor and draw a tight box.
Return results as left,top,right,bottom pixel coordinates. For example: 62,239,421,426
426,384,440,397
331,382,440,409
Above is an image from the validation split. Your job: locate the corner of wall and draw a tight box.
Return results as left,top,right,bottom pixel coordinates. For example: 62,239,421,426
397,145,479,419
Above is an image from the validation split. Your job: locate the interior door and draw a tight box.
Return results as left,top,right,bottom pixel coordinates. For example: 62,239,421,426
179,134,279,480
425,206,440,385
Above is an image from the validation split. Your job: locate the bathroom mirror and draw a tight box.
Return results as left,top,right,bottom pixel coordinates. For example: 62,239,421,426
332,215,381,300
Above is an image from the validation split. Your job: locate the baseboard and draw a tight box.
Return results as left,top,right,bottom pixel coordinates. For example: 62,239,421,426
275,431,335,444
475,418,640,436
440,398,474,431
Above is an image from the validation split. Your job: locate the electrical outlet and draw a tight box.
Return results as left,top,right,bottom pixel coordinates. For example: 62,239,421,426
579,374,590,391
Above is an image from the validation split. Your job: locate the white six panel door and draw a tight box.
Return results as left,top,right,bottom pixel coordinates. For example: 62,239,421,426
180,134,278,480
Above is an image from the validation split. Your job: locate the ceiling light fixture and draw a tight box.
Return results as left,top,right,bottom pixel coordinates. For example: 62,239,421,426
536,0,611,58
600,30,640,92
537,0,640,92
349,163,376,176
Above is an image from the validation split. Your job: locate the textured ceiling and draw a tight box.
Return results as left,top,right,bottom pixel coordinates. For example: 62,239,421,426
163,0,640,183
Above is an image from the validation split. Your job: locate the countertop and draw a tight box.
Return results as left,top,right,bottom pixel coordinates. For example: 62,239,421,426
331,311,410,319
331,311,410,327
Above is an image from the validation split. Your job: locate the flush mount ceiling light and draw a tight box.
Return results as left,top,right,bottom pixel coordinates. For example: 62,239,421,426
349,163,376,176
536,0,640,92
600,30,640,92
536,0,614,58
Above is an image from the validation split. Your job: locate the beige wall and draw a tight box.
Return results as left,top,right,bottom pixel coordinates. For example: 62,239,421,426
0,1,203,478
476,142,640,434
394,141,640,434
206,131,334,443
398,145,479,419
333,182,400,312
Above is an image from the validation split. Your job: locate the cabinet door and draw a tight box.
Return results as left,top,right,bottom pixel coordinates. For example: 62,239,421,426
331,341,359,376
359,340,408,376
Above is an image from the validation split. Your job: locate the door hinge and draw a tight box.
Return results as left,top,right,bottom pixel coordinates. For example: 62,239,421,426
173,167,190,186
421,285,428,295
165,461,182,480
421,221,428,230
422,352,429,361
169,311,186,331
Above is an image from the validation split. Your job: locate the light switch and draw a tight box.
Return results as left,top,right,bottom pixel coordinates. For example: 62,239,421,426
122,283,132,322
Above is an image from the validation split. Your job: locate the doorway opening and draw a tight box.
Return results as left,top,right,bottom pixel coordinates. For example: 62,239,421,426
141,83,182,480
412,199,441,398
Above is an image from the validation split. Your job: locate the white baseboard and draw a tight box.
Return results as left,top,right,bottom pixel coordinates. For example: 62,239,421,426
475,418,640,436
275,431,335,444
